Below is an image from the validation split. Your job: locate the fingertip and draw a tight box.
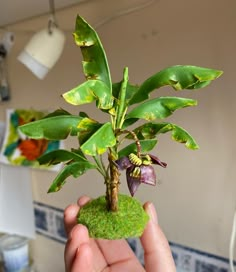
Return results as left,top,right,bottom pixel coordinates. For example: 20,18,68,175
64,204,80,236
70,224,89,240
64,204,79,218
77,195,91,207
144,202,158,225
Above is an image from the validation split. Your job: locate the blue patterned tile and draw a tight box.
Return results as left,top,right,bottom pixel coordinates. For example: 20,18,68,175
34,207,48,231
55,213,67,239
195,260,228,272
179,253,195,271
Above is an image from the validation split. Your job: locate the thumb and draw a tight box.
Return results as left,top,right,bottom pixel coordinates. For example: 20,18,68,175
70,243,94,272
140,202,176,272
65,224,94,272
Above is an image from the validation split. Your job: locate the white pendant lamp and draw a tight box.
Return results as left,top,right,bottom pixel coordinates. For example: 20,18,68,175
18,0,65,79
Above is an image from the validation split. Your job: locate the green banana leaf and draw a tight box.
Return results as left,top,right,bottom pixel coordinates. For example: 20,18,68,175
38,149,90,165
19,115,83,140
132,122,199,150
112,81,139,102
64,15,113,109
43,108,72,118
129,65,223,105
48,161,96,193
63,80,113,110
80,122,116,156
77,117,102,145
118,139,157,158
126,97,197,121
71,148,87,159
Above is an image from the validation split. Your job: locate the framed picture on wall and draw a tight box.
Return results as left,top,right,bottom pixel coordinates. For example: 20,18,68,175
0,108,63,171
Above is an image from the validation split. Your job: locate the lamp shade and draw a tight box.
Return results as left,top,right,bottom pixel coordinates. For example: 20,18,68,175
18,27,65,79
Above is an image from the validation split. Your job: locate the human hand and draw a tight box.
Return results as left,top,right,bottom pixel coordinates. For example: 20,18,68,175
64,196,176,272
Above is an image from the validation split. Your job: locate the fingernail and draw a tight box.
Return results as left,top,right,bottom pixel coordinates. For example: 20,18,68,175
146,202,158,225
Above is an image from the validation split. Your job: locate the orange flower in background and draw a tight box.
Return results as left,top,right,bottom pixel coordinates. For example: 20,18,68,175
18,139,48,161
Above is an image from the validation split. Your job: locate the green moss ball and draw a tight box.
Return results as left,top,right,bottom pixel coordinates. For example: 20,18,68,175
77,194,149,240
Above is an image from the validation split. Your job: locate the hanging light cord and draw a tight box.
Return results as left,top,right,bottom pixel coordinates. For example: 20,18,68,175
94,0,158,29
48,0,58,33
230,209,236,272
0,0,159,33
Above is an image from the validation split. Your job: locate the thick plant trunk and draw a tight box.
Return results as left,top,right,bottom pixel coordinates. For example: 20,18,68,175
107,153,120,212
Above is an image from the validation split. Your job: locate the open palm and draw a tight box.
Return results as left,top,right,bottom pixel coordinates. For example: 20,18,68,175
64,196,176,272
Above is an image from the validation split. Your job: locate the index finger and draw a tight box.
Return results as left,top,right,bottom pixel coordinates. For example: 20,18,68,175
140,202,176,272
64,204,80,237
64,196,91,236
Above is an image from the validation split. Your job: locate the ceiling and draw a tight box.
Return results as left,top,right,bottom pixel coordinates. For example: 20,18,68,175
0,0,86,28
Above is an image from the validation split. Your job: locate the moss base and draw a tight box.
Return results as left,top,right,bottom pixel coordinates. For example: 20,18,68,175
77,194,149,240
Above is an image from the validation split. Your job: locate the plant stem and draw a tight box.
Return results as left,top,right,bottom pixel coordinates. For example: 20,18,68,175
105,67,129,212
107,151,120,212
116,129,142,157
123,130,141,157
93,155,107,177
116,67,129,129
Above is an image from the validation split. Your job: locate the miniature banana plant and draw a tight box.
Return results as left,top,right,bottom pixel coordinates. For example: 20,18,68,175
19,15,222,238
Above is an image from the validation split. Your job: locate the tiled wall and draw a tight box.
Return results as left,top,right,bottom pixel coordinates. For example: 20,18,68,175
34,202,235,272
34,202,67,244
170,243,231,272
